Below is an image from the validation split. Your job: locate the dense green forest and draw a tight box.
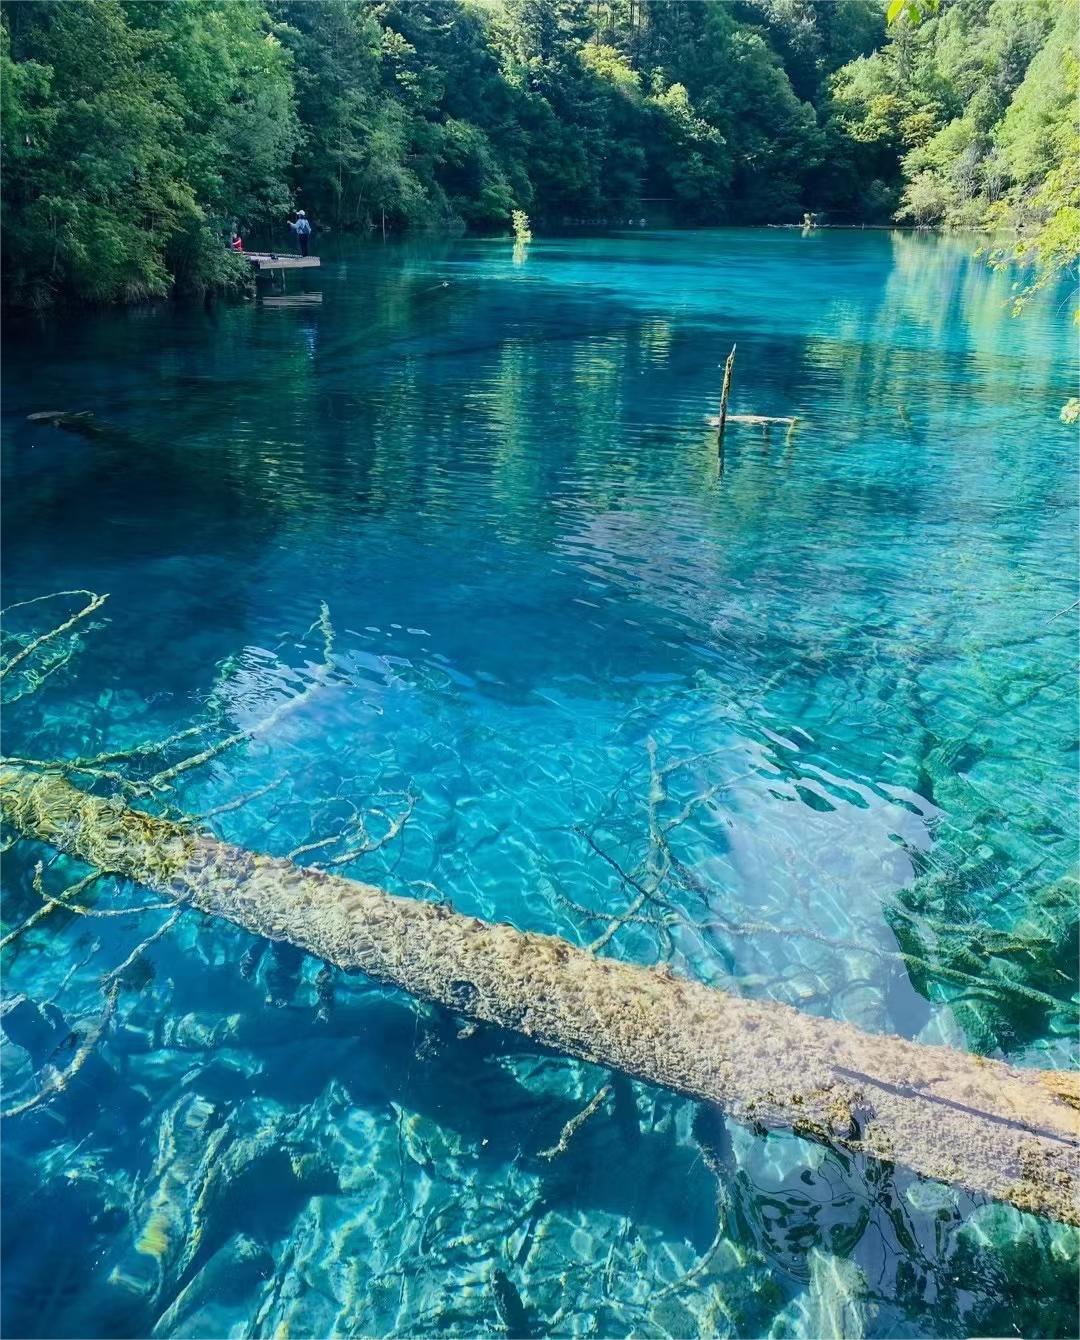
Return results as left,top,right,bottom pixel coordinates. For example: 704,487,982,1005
1,0,1076,308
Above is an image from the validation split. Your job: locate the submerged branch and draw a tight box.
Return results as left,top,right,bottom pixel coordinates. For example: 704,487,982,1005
537,1083,612,1160
101,909,182,987
0,590,109,682
0,870,104,951
317,792,416,868
2,904,180,1119
149,601,337,790
0,979,120,1120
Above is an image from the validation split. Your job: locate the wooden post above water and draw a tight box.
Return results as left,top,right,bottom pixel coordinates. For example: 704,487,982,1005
717,343,736,448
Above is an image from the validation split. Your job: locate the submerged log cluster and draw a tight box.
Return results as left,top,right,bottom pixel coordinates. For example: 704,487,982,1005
1,764,1077,1226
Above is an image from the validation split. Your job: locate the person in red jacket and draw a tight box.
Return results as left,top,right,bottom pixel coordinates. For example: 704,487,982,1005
230,232,243,252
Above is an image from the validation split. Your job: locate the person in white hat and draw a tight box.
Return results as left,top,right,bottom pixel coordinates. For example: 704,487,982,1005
288,209,313,256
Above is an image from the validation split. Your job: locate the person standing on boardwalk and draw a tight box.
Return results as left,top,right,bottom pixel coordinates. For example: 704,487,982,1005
288,210,313,256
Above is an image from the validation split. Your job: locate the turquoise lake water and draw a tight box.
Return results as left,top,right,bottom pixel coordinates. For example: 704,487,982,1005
1,229,1077,1338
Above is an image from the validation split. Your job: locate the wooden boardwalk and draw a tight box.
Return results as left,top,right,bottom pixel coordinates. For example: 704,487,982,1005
245,252,320,271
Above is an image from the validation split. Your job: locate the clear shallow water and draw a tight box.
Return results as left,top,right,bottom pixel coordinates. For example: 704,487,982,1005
1,229,1077,1338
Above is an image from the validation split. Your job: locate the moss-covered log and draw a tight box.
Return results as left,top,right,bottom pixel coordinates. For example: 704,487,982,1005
2,765,1077,1225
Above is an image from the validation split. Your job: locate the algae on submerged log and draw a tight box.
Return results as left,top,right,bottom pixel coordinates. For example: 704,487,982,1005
1,764,1077,1225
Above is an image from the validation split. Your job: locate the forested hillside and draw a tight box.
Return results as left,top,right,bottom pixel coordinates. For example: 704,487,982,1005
1,0,1075,308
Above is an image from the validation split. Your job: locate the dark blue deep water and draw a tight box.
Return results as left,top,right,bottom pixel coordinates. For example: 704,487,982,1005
1,230,1077,1338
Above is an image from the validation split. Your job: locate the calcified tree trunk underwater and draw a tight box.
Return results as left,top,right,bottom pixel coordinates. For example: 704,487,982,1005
0,593,1077,1231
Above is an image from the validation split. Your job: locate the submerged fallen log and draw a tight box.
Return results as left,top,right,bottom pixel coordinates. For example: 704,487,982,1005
707,414,798,429
25,410,106,438
2,764,1077,1225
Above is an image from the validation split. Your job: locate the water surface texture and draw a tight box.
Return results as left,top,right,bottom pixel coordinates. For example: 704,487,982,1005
2,230,1077,1338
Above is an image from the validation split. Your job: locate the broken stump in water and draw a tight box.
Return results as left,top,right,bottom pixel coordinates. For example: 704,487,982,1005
711,349,799,449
